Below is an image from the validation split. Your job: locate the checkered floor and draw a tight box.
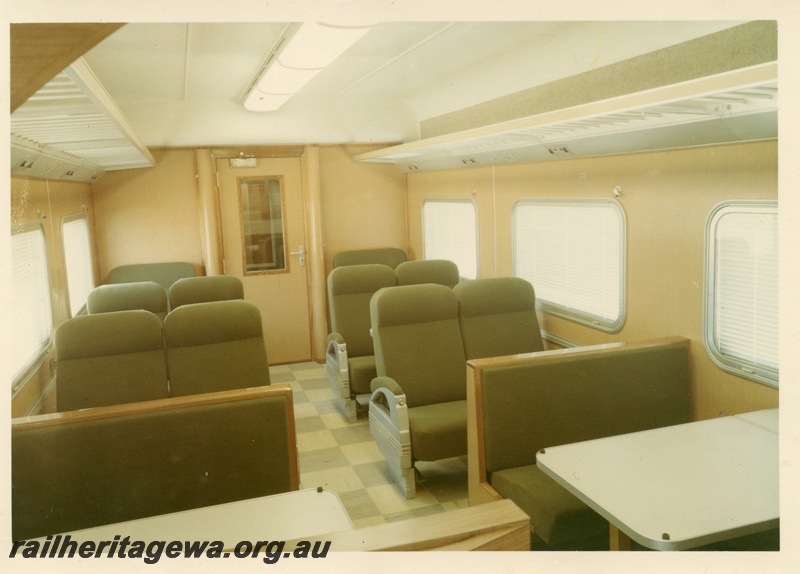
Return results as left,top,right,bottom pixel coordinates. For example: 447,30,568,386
269,362,469,529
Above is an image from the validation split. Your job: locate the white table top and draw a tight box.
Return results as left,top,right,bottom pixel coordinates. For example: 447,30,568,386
536,414,779,550
39,488,353,546
734,408,778,434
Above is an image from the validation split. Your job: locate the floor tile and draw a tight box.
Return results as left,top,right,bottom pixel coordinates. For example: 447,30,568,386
278,361,468,529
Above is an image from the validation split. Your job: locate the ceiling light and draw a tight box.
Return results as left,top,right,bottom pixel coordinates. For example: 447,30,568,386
243,22,371,112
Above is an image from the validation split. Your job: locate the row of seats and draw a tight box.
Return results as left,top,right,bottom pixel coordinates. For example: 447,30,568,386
368,279,545,498
55,299,270,412
87,275,245,320
107,261,197,289
326,259,462,422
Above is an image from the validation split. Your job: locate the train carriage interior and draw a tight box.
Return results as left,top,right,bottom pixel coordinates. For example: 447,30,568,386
4,2,799,570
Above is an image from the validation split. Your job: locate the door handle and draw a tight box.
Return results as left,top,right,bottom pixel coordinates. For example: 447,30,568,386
290,245,305,267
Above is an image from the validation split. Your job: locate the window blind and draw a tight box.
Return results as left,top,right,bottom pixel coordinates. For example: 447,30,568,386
11,225,53,384
63,215,95,317
706,202,778,385
422,199,478,280
513,199,625,331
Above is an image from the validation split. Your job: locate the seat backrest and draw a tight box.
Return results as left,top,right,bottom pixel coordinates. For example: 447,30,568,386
107,261,197,290
333,247,408,269
168,275,244,310
86,281,168,321
395,259,460,288
455,277,544,360
371,284,466,407
328,264,397,358
55,310,169,411
475,338,691,476
12,385,298,540
164,300,270,397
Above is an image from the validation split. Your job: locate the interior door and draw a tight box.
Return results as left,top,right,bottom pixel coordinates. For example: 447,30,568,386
216,156,311,364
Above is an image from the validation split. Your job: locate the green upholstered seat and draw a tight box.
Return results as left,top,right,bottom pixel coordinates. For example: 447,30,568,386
369,283,468,498
326,264,396,422
395,259,460,288
332,247,407,269
168,275,244,310
477,339,691,548
164,300,270,397
55,310,169,411
455,276,544,360
12,385,297,540
490,464,608,546
107,261,196,290
86,281,168,321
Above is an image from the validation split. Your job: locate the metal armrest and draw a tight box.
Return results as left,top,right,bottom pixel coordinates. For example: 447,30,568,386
326,333,356,422
369,376,414,498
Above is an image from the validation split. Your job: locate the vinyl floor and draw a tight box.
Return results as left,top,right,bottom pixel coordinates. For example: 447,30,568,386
269,361,469,529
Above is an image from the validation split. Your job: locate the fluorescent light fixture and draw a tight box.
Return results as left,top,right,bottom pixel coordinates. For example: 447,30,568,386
244,23,371,112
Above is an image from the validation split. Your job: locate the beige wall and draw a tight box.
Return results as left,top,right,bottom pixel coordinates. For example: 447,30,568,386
92,148,204,281
407,141,779,421
10,176,97,416
14,141,778,419
319,145,409,274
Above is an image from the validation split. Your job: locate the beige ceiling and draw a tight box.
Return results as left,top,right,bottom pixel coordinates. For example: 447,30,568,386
10,20,778,178
76,21,749,147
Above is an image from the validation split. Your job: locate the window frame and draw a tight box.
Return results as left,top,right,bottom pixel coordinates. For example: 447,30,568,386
61,212,96,317
10,221,55,390
703,200,778,388
421,197,479,280
511,197,627,333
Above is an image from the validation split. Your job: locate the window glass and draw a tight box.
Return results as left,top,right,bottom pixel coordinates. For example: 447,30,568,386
513,198,626,332
422,199,478,280
62,214,95,317
239,177,287,274
704,201,778,387
10,223,53,385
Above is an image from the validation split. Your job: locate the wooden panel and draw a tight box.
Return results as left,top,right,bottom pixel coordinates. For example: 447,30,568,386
10,23,125,112
92,148,203,281
319,145,408,274
408,141,779,420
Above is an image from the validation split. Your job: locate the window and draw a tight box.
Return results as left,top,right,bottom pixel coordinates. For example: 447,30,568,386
422,199,478,280
513,198,626,332
704,201,778,387
239,177,287,274
10,223,54,386
62,214,95,317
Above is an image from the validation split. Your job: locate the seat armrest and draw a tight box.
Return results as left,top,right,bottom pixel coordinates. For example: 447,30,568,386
327,332,345,346
326,333,349,378
369,376,413,497
370,376,404,396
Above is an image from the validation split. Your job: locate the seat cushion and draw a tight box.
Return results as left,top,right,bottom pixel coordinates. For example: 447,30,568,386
348,355,377,395
407,400,467,462
490,464,608,546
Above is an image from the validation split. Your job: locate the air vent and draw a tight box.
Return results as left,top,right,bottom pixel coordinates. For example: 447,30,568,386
355,63,777,172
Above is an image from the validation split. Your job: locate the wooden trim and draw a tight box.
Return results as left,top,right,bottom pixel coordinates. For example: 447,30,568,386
12,384,292,430
466,335,690,372
286,499,530,551
609,524,633,551
236,174,290,276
